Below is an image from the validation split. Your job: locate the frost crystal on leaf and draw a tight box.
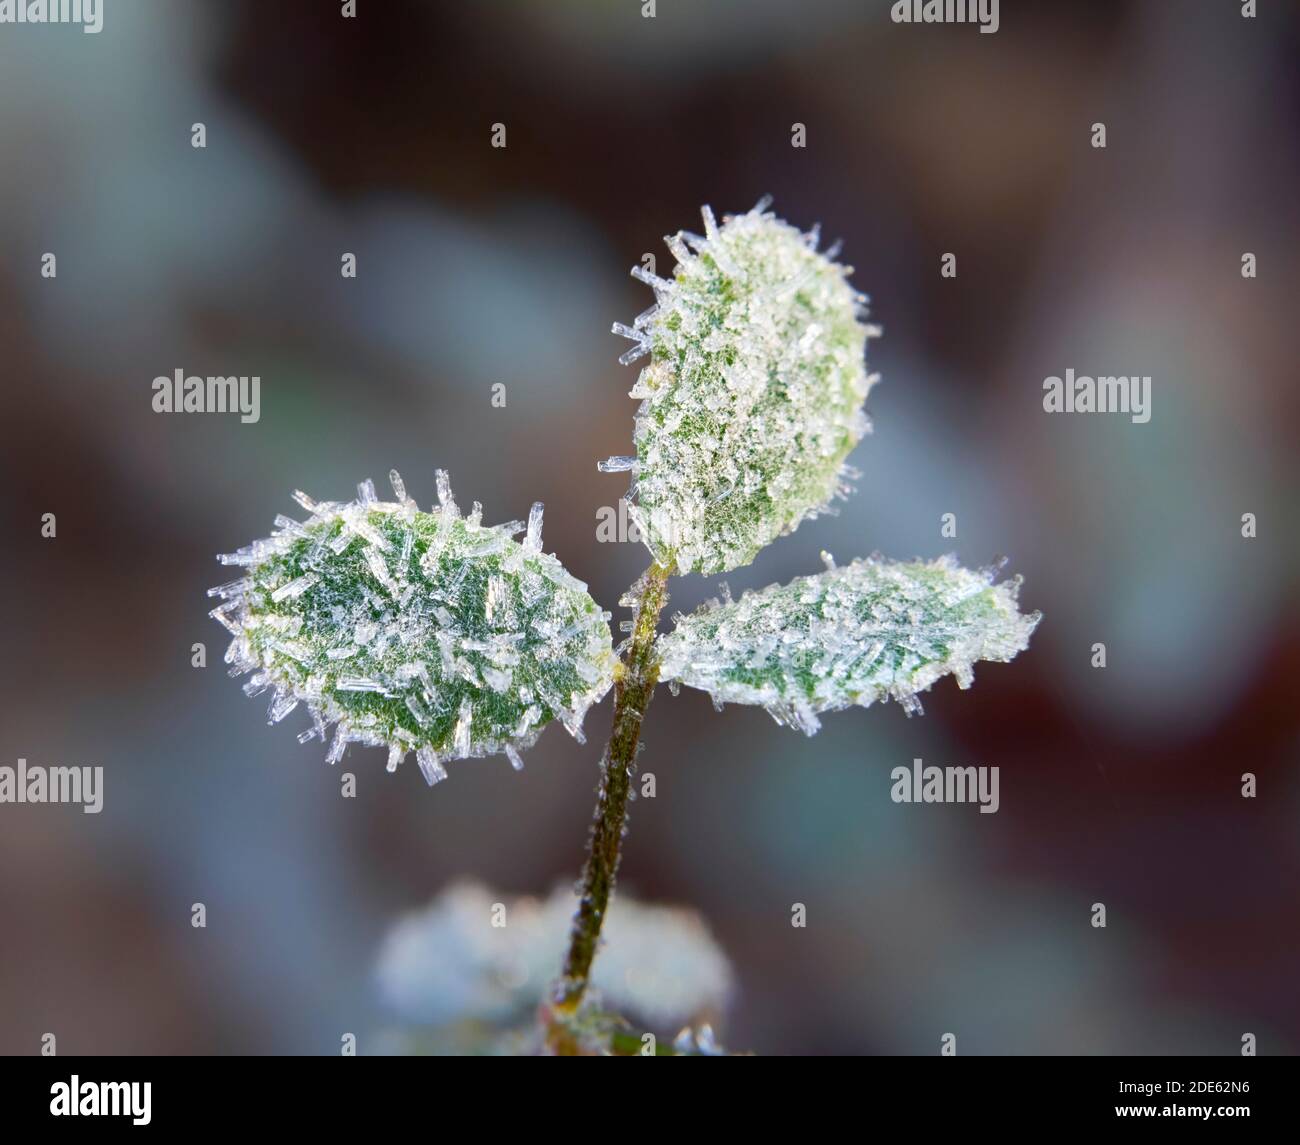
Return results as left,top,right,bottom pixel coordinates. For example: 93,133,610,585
609,200,880,575
211,472,616,781
658,555,1041,734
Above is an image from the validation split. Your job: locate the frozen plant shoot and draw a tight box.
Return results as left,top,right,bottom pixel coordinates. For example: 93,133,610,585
211,199,1041,1056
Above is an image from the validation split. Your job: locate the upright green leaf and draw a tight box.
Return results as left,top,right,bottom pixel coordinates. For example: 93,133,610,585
605,200,880,575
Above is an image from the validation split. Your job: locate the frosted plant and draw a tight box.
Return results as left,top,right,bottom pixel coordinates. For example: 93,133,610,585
375,880,733,1053
211,200,1040,1055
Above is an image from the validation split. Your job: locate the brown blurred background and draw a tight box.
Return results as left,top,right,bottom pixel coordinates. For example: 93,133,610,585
1,0,1297,1054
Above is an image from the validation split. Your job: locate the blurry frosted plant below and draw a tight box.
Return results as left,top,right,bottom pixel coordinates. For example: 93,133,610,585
375,880,734,1051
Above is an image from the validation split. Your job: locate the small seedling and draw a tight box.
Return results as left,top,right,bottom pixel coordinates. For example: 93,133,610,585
210,200,1040,1054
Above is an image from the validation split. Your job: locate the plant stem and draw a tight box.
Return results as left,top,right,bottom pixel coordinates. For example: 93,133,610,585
555,558,673,1014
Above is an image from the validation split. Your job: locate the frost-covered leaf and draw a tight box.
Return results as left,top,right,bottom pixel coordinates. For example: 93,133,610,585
606,199,880,575
211,471,616,783
658,555,1041,734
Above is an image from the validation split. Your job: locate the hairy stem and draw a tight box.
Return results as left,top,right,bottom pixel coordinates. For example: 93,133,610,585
555,558,673,1015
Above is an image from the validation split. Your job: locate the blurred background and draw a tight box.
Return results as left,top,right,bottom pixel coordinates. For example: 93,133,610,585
1,0,1297,1055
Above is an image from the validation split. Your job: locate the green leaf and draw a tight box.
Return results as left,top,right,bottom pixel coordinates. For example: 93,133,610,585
211,471,615,782
658,555,1041,733
607,200,879,575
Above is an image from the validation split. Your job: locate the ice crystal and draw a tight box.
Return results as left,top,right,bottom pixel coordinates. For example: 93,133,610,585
658,555,1041,734
609,199,880,575
211,471,616,780
375,880,734,1031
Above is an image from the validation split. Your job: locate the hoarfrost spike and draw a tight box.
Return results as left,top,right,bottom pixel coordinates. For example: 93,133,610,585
630,264,670,291
701,204,719,241
524,502,544,553
597,456,635,473
435,469,459,518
